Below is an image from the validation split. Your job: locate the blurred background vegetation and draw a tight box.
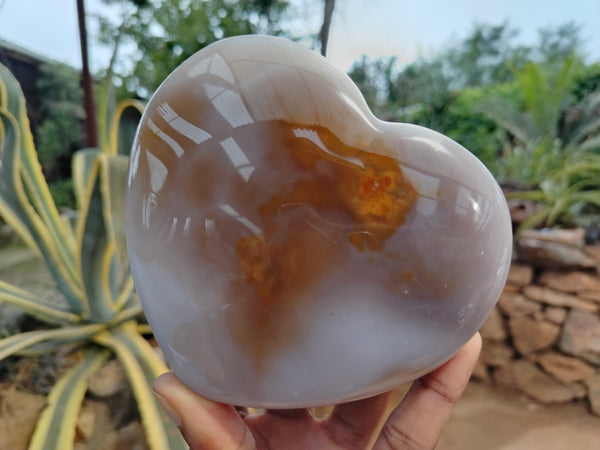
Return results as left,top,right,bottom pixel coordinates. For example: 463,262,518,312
12,0,600,226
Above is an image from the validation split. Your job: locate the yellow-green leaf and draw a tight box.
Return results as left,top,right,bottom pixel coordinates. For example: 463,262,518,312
72,149,102,211
95,322,187,450
0,108,37,250
0,324,104,361
75,153,118,321
0,108,85,313
0,280,80,325
113,275,135,312
28,348,110,450
0,64,79,284
101,153,130,279
110,99,145,156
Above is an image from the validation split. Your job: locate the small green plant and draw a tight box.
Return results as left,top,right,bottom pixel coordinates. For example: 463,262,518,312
0,64,186,448
507,154,600,231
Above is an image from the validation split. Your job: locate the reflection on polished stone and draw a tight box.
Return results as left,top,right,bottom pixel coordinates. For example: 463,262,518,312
125,35,512,408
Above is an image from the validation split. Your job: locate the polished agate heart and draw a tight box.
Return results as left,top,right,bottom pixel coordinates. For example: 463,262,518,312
125,35,512,408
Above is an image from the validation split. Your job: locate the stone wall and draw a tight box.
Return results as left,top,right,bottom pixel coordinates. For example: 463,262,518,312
475,228,600,415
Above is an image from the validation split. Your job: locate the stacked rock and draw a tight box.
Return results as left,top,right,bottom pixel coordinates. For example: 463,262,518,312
476,228,600,415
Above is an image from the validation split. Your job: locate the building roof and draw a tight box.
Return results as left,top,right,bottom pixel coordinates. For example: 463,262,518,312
0,36,65,67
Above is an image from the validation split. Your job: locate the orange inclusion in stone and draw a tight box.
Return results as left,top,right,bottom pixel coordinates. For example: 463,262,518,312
232,123,418,362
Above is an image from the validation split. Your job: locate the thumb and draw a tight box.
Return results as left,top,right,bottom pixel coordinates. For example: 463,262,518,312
153,372,256,450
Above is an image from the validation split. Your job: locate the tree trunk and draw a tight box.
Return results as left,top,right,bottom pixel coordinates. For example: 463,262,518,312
76,0,98,148
319,0,336,56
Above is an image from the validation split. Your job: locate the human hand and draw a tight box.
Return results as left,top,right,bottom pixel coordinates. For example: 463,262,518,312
152,332,481,449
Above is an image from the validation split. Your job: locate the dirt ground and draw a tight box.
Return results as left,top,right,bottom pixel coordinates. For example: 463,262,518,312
438,381,600,450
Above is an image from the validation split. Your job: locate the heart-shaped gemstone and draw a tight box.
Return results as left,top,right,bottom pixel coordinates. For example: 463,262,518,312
126,35,512,408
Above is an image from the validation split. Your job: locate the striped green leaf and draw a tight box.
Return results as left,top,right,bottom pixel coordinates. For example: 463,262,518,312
14,340,79,357
0,108,37,250
0,280,79,325
0,324,104,361
113,275,136,312
95,322,187,450
110,99,145,156
72,149,102,211
101,153,130,280
0,65,80,287
0,108,85,313
108,302,143,329
28,348,110,450
74,155,117,322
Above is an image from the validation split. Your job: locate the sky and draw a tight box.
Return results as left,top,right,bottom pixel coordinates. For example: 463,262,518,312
0,0,598,75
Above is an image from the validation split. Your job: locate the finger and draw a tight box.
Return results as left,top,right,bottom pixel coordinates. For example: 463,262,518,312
153,372,256,450
322,390,394,449
374,332,482,450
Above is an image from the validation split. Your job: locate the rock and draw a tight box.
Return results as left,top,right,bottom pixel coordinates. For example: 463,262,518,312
0,387,46,450
497,291,542,317
560,310,600,365
579,290,600,303
509,317,560,355
471,358,491,382
480,341,514,366
517,229,597,269
520,228,586,247
585,244,600,266
491,363,516,389
544,306,567,325
110,421,148,450
506,264,534,287
536,352,595,383
479,308,506,341
88,359,127,398
507,198,542,227
75,402,97,442
502,284,521,293
493,359,586,403
538,270,600,293
73,401,114,450
585,373,600,416
523,285,598,313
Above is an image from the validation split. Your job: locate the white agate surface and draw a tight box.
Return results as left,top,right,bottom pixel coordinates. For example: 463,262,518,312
126,35,512,408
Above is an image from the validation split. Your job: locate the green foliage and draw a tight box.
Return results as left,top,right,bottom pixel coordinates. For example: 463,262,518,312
444,21,528,88
477,54,600,230
346,55,381,112
573,62,600,101
48,178,76,211
98,0,291,97
441,86,510,172
348,55,455,130
478,55,600,186
507,154,600,230
35,63,83,180
0,64,186,449
347,21,599,175
537,21,582,64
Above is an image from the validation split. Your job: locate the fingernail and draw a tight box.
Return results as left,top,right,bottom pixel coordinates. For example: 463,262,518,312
153,387,182,427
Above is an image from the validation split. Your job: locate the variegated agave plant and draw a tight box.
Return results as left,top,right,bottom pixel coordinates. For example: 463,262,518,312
0,63,186,449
